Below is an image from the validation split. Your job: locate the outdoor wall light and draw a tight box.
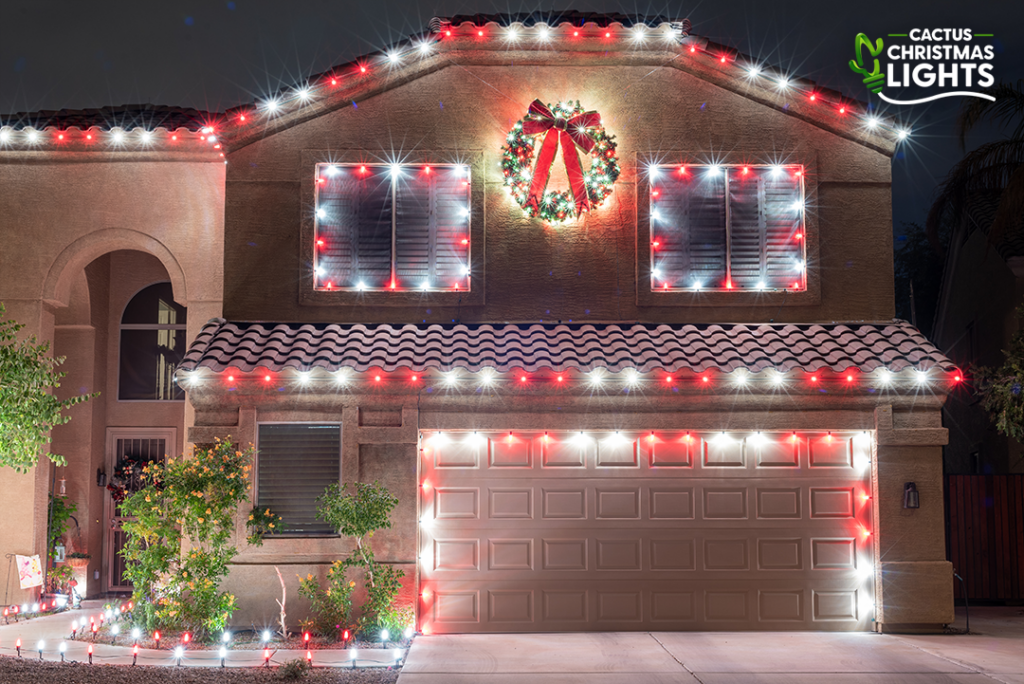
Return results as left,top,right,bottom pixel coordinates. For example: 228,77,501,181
903,482,920,509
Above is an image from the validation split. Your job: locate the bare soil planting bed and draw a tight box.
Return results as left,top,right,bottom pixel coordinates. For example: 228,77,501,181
0,658,401,683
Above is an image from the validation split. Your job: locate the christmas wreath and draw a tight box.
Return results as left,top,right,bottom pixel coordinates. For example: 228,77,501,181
501,99,620,222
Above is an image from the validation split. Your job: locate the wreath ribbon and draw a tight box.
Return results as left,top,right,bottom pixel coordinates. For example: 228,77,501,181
521,100,601,216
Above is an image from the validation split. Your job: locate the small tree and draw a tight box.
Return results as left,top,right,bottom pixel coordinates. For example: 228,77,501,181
0,304,95,472
315,482,406,636
120,439,278,639
977,305,1024,450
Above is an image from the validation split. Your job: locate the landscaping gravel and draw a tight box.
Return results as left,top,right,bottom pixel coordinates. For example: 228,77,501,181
0,658,401,684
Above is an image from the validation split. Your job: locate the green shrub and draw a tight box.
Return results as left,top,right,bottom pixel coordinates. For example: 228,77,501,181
278,658,311,680
314,481,405,637
120,439,276,640
297,560,354,636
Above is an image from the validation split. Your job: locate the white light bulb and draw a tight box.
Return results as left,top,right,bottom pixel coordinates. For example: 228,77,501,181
132,628,140,639
624,369,640,385
315,266,324,276
734,373,747,386
0,128,10,142
878,368,892,385
220,646,227,658
297,88,311,101
756,281,766,290
316,208,326,219
326,165,338,176
652,210,662,221
419,41,433,54
652,268,662,278
112,625,120,635
26,129,40,143
265,98,279,111
460,206,470,217
381,629,390,641
111,130,124,144
647,165,659,179
356,281,367,291
298,372,311,384
59,642,66,653
866,116,879,129
791,200,804,211
537,25,550,39
506,27,519,40
421,280,430,290
479,370,495,385
772,371,785,386
174,646,183,658
707,165,720,176
404,627,414,639
589,371,605,386
915,370,929,384
390,164,401,178
747,64,761,77
631,25,647,41
461,265,470,275
693,280,703,290
771,165,783,176
388,52,401,64
794,260,805,272
140,130,153,143
897,128,909,140
38,640,45,651
777,78,791,90
262,630,271,642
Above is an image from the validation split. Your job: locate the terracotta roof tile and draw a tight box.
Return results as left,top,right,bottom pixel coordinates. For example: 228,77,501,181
0,104,221,132
179,319,955,374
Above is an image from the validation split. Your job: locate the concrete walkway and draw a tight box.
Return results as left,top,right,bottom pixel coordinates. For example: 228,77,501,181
0,601,403,669
398,608,1024,684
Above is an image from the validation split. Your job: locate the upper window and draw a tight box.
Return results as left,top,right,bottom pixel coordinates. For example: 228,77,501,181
256,423,342,535
118,282,187,401
649,165,805,291
313,163,471,291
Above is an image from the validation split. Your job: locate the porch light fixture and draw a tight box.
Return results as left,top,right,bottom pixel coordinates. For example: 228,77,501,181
903,482,920,509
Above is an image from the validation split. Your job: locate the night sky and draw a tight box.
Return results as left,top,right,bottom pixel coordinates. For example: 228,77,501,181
2,0,1021,233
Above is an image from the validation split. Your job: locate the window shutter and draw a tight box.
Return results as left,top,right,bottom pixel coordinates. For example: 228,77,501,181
395,167,470,288
762,172,803,288
257,424,341,535
318,168,392,288
652,172,726,288
728,170,767,288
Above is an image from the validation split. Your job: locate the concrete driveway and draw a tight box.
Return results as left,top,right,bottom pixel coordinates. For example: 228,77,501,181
398,608,1024,683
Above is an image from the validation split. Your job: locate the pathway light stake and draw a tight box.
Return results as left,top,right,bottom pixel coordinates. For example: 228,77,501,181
174,645,183,666
111,624,119,645
91,620,97,640
59,641,66,662
306,649,312,666
131,627,140,645
350,648,357,669
263,647,271,667
381,628,389,646
132,643,139,665
393,648,403,667
37,640,44,660
220,646,227,668
153,630,161,648
70,619,77,640
15,637,20,657
87,643,93,664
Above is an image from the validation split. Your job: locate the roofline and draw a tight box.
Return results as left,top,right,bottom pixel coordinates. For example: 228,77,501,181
0,16,906,157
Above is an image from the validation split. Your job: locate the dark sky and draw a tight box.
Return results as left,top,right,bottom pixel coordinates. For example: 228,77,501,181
1,0,1020,232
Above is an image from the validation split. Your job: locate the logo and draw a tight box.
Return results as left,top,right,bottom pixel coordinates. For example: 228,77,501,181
849,29,996,104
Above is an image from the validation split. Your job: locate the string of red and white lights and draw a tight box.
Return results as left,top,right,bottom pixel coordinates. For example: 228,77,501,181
0,22,909,150
179,366,963,391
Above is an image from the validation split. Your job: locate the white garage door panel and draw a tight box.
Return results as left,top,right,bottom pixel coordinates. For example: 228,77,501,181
420,430,873,633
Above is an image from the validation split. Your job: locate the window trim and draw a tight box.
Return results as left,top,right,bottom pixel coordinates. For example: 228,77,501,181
116,281,187,402
254,421,343,539
299,150,486,308
636,154,821,308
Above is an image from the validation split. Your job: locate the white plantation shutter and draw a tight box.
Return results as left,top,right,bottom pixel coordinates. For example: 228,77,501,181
651,166,803,291
257,424,341,535
317,164,469,290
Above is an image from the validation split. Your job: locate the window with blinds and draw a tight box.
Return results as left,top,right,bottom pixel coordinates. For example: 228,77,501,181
256,424,341,535
314,163,471,291
649,165,805,291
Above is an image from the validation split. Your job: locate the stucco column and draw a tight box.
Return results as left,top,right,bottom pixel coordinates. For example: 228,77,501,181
873,405,954,632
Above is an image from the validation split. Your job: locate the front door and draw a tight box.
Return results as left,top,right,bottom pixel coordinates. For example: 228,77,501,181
104,428,176,592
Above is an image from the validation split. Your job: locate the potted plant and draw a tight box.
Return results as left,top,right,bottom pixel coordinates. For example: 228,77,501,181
65,551,90,569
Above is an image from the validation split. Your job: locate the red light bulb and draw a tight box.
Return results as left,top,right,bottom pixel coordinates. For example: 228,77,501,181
810,375,818,383
720,56,726,63
375,375,382,382
702,376,709,383
839,106,846,114
689,46,696,53
520,375,527,383
478,30,484,37
556,375,564,383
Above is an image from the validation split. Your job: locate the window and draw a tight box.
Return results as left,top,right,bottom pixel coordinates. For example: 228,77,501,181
649,165,805,291
256,424,342,535
118,282,187,400
313,163,471,291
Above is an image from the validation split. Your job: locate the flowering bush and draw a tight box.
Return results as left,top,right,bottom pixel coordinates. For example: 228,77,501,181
120,439,274,640
296,560,354,636
247,506,283,545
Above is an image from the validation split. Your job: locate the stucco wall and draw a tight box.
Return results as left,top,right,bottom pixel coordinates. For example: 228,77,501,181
223,64,894,325
0,153,224,603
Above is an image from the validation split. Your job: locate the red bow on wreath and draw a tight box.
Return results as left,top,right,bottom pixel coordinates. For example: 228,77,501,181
521,100,602,216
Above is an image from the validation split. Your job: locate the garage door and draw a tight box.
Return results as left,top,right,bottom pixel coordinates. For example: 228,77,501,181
418,430,874,632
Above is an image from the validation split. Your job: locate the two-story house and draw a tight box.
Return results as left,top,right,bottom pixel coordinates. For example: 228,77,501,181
0,13,957,633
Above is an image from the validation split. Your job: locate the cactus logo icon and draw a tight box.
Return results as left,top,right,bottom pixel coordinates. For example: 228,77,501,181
848,30,996,105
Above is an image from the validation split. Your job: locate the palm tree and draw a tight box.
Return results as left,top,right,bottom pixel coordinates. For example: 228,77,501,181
926,80,1024,253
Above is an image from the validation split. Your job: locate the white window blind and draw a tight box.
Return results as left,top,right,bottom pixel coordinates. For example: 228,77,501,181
256,424,341,535
314,164,471,291
651,165,805,291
